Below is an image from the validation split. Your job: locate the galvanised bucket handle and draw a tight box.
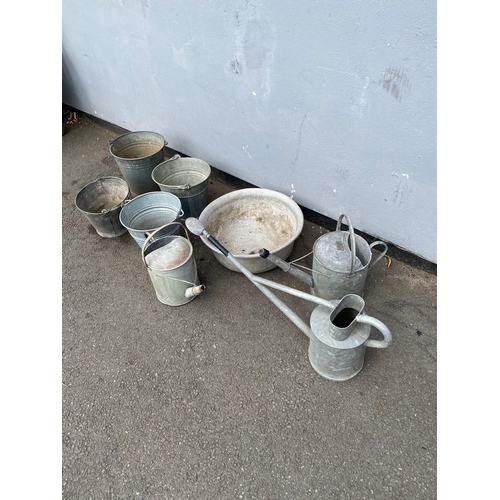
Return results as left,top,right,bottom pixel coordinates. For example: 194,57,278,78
100,196,129,214
368,241,388,269
356,315,392,349
335,213,357,274
108,138,169,147
166,184,192,191
160,154,191,190
141,209,184,240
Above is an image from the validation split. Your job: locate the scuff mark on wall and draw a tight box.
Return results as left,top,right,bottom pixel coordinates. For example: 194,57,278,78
229,3,276,97
290,113,307,172
350,75,372,116
171,40,192,70
335,166,350,180
329,122,355,166
392,173,411,206
243,145,252,158
229,59,243,76
378,66,411,101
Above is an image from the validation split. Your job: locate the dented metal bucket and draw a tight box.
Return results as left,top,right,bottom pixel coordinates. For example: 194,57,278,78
74,176,130,238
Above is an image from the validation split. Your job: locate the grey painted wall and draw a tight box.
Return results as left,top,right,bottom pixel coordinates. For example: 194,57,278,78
62,0,437,263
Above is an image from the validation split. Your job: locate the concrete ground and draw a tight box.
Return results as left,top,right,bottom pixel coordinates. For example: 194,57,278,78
62,110,437,499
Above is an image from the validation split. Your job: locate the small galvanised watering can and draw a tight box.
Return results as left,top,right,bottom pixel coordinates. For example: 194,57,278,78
185,217,391,381
259,213,388,301
142,222,205,306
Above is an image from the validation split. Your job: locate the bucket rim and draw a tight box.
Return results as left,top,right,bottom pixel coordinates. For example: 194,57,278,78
119,192,183,232
119,191,182,211
152,173,210,190
121,209,183,233
74,176,130,215
109,131,167,160
153,156,211,170
151,158,211,186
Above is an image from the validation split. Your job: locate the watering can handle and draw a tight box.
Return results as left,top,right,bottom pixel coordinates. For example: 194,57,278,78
335,214,357,274
368,241,388,268
356,315,392,349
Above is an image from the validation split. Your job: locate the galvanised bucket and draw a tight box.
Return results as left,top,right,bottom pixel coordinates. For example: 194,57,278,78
74,177,130,238
119,192,184,247
151,154,211,218
311,214,388,300
142,223,204,306
109,131,167,196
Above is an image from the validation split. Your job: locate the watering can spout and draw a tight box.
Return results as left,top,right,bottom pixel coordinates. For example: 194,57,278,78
184,284,206,299
259,248,314,288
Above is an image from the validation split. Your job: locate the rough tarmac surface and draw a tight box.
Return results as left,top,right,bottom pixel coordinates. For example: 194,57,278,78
62,112,437,499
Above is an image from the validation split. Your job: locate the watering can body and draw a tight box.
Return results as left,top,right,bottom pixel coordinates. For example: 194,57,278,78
311,231,384,300
309,294,392,381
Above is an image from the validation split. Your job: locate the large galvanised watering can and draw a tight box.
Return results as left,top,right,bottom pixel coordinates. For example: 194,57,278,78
185,217,392,381
259,213,388,301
